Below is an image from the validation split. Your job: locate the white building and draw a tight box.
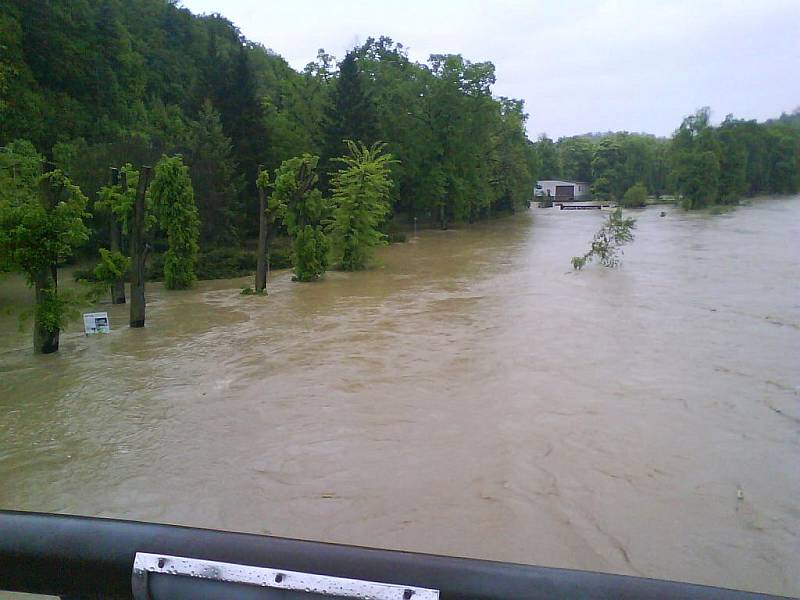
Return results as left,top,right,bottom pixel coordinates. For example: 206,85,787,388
534,180,590,201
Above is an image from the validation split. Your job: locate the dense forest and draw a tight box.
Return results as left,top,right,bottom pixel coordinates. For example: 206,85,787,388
0,0,536,250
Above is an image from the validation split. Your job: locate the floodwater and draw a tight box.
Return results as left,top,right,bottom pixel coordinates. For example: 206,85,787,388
1,198,799,597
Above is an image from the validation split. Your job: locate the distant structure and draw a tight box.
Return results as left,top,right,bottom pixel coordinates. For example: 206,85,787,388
534,180,590,202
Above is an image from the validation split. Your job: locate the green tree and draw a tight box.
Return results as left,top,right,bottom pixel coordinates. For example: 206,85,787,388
490,98,534,213
149,155,200,289
329,141,396,270
252,166,285,293
218,44,269,193
323,51,378,169
717,116,748,203
620,182,648,208
669,108,721,209
93,247,130,289
591,138,625,200
271,154,328,281
558,136,593,182
765,125,800,193
186,99,242,247
95,163,141,230
0,144,90,353
534,135,560,179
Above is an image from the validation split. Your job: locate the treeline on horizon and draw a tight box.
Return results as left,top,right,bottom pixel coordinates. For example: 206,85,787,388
2,0,799,264
532,108,800,208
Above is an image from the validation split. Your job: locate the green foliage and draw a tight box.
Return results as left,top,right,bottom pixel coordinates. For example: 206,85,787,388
270,154,329,281
95,163,140,234
0,169,90,282
2,2,798,261
272,154,324,230
239,286,265,295
534,135,561,180
670,108,721,209
29,286,75,334
590,138,625,200
620,182,648,208
328,141,396,270
148,244,290,282
149,155,200,289
323,51,378,170
93,248,129,284
256,167,270,192
186,99,242,247
196,247,254,279
257,167,284,227
291,225,329,282
572,208,636,270
0,159,91,337
557,137,593,182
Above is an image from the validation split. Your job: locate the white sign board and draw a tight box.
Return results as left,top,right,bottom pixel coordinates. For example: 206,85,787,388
83,312,110,335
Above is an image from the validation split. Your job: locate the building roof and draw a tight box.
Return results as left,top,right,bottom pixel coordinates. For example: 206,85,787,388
537,180,589,185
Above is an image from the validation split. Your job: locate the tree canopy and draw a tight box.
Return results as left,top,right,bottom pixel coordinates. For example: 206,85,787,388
328,141,396,270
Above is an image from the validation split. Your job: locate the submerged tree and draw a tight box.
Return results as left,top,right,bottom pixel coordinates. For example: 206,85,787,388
252,166,285,293
328,141,396,270
271,154,328,281
149,155,200,289
0,142,90,353
572,208,636,270
93,164,140,303
128,165,152,327
620,182,648,208
669,108,721,209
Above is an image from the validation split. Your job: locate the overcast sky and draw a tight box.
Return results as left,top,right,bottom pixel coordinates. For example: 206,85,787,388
179,0,799,140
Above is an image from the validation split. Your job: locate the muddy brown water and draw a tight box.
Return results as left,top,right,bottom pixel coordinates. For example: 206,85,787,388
1,199,799,597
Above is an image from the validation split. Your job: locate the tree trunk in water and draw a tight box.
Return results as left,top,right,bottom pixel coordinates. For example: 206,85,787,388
33,168,59,354
129,166,151,328
110,223,126,304
33,265,59,354
255,169,268,293
109,168,126,305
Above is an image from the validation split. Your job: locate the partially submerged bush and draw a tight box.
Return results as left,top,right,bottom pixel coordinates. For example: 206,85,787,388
572,208,636,270
620,182,648,208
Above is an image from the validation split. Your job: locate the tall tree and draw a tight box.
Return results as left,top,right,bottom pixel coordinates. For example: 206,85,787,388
591,138,625,200
558,137,593,182
129,165,151,328
149,155,200,289
186,99,242,247
271,154,328,282
328,141,396,270
254,166,283,293
217,43,269,232
322,51,378,177
670,108,721,209
0,143,90,353
534,135,561,180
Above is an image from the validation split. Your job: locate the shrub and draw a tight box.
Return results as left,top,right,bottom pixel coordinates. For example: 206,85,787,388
620,182,648,208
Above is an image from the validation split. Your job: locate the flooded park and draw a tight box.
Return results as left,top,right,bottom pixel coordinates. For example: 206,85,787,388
1,198,798,597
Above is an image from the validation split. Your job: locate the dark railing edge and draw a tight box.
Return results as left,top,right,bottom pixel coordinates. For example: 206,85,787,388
0,510,792,600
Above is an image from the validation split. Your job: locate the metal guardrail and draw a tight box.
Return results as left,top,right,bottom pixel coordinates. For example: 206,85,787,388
0,511,791,600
